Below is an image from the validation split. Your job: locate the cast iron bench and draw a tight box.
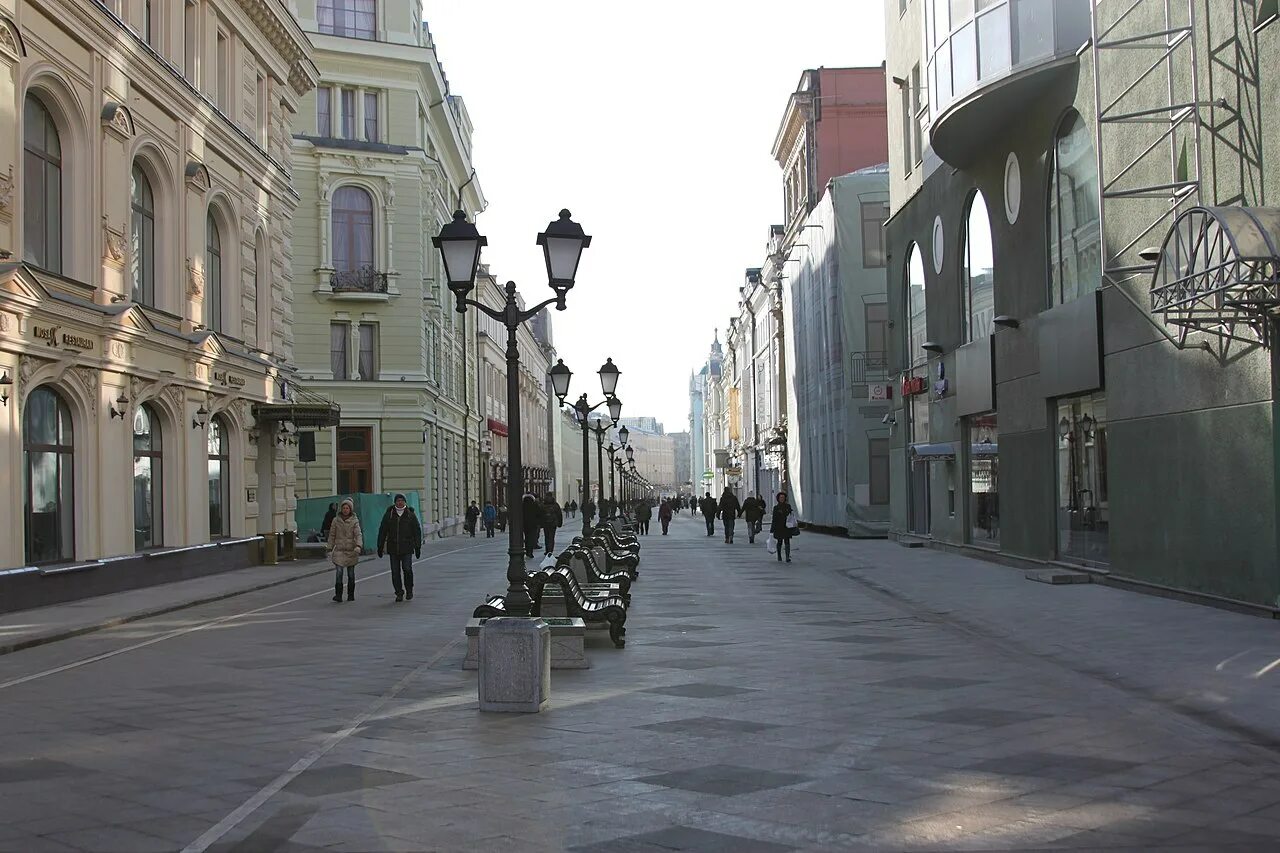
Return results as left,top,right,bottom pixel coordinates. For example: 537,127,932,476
559,543,636,593
529,565,627,648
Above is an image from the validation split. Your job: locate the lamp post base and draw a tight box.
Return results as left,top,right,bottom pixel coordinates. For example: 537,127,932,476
477,617,551,713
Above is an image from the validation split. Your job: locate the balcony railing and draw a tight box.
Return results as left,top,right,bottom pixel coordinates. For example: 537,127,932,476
850,351,889,384
330,266,388,294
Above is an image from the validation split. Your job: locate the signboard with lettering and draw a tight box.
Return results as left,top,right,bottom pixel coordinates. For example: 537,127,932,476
212,370,246,388
33,325,93,350
901,376,928,396
869,383,892,402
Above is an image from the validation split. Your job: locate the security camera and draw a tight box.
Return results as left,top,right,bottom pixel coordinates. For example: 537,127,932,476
881,413,896,426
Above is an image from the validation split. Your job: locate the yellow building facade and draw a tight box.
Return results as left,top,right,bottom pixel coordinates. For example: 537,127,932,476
0,0,316,572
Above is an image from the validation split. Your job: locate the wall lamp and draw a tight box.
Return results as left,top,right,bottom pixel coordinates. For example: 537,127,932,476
109,392,130,420
192,405,209,430
993,315,1020,329
0,370,10,407
1138,246,1161,262
921,341,945,354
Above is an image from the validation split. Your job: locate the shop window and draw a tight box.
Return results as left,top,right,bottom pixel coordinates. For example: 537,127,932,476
1056,393,1109,564
23,94,63,274
24,386,75,564
967,413,999,546
208,416,231,538
1048,110,1101,306
133,404,162,550
963,190,995,341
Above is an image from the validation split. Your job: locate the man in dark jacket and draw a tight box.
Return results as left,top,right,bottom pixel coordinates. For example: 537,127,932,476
582,497,596,525
521,494,544,558
718,487,741,544
700,492,716,536
741,493,765,544
464,501,480,537
635,499,652,535
377,494,422,602
542,493,564,557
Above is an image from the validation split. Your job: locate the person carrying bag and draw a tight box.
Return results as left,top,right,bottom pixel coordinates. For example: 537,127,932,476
770,491,797,563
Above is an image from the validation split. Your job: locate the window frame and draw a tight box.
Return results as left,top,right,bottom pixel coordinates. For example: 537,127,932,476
331,320,351,380
861,199,890,268
133,403,163,551
23,93,64,274
358,322,379,381
331,184,376,274
962,190,995,342
317,86,333,136
206,211,223,333
207,416,231,539
130,163,157,307
318,0,377,40
23,385,75,565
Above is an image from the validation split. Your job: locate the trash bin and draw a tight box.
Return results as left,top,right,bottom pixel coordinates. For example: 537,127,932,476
262,532,279,566
281,530,296,561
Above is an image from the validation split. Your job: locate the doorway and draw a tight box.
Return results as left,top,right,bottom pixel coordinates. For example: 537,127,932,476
336,427,373,494
908,460,931,535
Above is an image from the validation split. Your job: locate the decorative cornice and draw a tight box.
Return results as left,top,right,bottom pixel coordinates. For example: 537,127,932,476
235,0,317,95
185,161,211,193
0,14,23,61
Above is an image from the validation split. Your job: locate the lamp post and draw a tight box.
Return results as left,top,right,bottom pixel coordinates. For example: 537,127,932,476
561,360,621,537
434,208,591,617
588,416,611,517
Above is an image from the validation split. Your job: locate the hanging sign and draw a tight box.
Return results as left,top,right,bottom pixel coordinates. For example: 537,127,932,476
901,376,928,396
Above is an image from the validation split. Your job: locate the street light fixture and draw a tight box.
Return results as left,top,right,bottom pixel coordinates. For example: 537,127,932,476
618,425,629,447
563,359,620,536
434,208,591,617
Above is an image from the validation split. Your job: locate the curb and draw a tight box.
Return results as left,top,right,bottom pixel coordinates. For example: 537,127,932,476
0,560,345,658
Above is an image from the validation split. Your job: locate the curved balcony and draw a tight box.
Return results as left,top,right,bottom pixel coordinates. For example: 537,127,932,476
926,0,1091,165
320,266,393,302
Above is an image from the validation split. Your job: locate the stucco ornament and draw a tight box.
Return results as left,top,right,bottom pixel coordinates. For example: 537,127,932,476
0,166,13,221
101,102,135,140
185,161,212,194
103,216,127,266
187,259,205,299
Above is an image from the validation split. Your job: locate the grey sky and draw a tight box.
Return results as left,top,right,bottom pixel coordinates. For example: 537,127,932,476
424,1,886,431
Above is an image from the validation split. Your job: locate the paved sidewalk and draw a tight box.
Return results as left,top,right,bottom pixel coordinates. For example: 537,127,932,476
1,517,1279,851
0,530,478,655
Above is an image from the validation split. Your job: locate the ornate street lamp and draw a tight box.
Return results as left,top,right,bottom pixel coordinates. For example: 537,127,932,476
561,359,621,536
434,209,591,617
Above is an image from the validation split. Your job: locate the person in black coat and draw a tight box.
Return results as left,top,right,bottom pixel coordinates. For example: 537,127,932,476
770,491,796,563
320,502,338,542
718,487,741,544
377,494,422,601
635,500,652,535
542,493,564,557
699,492,716,537
521,494,544,558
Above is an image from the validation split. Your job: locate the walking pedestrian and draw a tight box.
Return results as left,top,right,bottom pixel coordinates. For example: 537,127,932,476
569,499,578,519
326,498,361,602
741,493,765,544
377,494,422,602
464,500,480,538
700,492,717,536
542,493,564,557
522,494,544,558
482,502,497,537
770,491,797,563
582,497,596,525
718,487,741,544
635,499,652,535
320,502,338,543
658,499,673,535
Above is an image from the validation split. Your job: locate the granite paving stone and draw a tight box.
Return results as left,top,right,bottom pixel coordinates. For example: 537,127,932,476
3,517,1280,850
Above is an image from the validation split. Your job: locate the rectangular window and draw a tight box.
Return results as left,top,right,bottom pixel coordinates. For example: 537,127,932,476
865,302,888,358
256,74,268,147
968,413,999,547
869,438,890,505
900,84,913,176
317,86,332,136
1056,393,1109,564
184,1,197,82
216,31,229,110
330,321,349,380
364,92,379,142
911,64,925,165
861,200,889,268
358,323,378,380
318,0,376,39
341,89,356,139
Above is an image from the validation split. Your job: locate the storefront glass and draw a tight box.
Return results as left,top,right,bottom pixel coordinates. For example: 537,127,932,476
968,413,999,546
133,405,162,550
1056,393,1109,564
23,386,75,564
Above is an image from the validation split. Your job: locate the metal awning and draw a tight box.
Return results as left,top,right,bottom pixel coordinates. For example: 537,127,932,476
252,383,340,428
909,443,999,460
1150,206,1280,349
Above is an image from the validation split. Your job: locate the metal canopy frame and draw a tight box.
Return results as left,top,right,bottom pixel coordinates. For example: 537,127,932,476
252,382,340,428
1091,0,1204,280
1150,206,1280,350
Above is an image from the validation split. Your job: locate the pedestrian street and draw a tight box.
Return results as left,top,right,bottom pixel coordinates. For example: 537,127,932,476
2,516,1280,851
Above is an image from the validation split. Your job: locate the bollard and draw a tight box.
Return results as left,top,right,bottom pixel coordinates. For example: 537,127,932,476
281,530,296,561
261,532,279,566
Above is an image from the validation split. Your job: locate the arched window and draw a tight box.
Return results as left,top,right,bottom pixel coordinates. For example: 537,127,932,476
905,242,928,367
206,212,223,333
133,405,163,550
131,164,156,306
208,416,231,538
24,386,74,564
332,186,374,274
23,94,63,273
963,191,995,341
1048,111,1101,306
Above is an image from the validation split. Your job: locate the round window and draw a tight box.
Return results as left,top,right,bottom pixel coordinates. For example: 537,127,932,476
1004,152,1021,225
931,215,945,274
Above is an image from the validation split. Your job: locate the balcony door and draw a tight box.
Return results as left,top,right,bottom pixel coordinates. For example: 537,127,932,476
336,427,373,495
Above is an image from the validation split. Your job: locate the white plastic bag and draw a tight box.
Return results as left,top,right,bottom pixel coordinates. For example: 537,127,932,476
766,535,777,553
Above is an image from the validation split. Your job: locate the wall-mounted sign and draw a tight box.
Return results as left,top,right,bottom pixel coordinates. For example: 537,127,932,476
869,383,893,402
212,369,246,388
901,376,928,396
33,325,94,350
246,488,257,503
